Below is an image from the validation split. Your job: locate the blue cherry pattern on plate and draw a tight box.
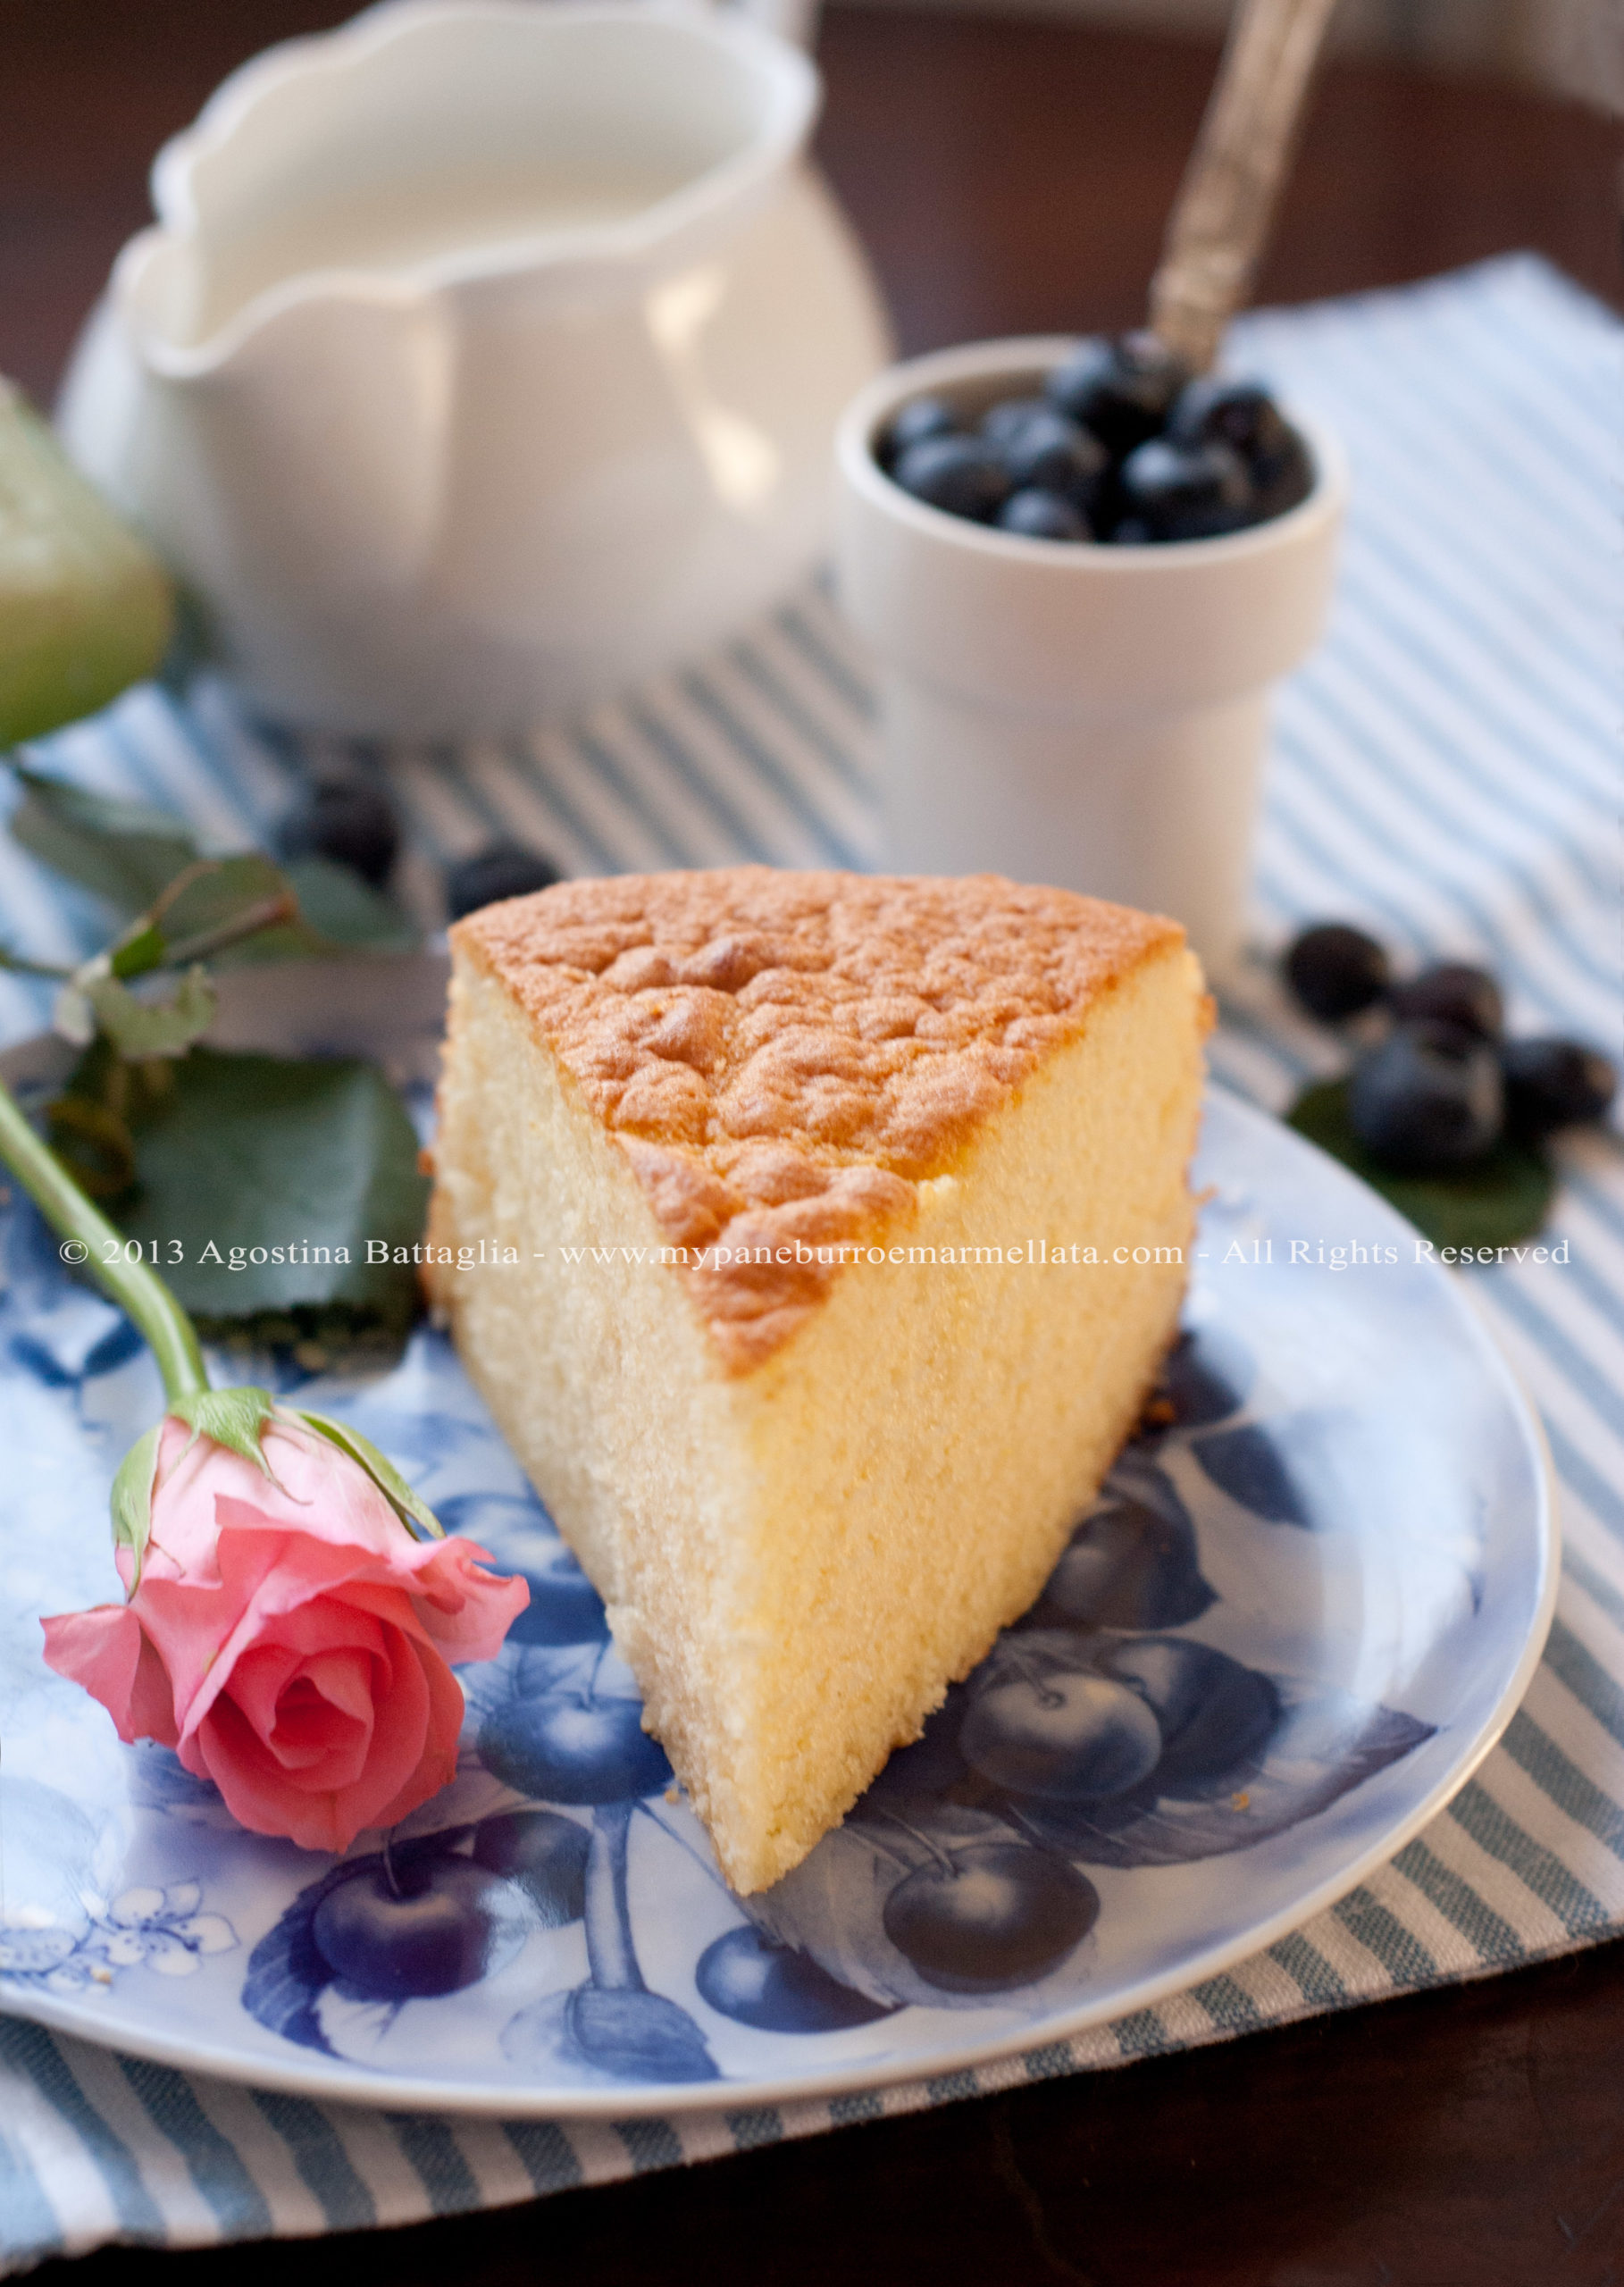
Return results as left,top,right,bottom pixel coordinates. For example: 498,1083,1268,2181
0,994,1554,2116
235,1313,1433,2073
2,1113,1487,2098
741,1327,1430,2017
4,1298,1442,2088
244,1562,725,2084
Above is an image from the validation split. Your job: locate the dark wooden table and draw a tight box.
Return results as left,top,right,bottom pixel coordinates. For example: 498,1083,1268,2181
9,6,1624,2283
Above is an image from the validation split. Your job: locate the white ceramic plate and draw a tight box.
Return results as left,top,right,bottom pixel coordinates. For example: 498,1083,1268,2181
0,956,1557,2115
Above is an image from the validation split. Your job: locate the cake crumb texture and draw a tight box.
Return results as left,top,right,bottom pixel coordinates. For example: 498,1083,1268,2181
431,868,1208,1889
455,868,1186,1370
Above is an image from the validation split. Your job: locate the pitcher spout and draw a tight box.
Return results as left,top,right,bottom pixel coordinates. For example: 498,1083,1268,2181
54,1,889,736
63,227,457,621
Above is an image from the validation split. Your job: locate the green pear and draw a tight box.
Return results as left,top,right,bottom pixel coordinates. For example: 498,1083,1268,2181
0,380,174,745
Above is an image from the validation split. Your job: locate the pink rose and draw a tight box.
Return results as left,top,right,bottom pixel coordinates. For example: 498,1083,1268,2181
42,1413,527,1853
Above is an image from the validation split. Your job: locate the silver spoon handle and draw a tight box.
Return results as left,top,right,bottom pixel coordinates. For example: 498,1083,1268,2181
1149,0,1340,373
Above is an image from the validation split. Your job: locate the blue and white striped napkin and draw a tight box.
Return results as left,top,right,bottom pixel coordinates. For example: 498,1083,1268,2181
2,253,1621,2269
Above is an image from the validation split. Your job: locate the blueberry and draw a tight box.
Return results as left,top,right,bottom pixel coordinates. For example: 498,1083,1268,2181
998,409,1109,513
876,394,960,469
277,779,400,887
1251,426,1315,518
445,842,562,922
1387,962,1503,1042
1348,1019,1504,1172
1502,1037,1617,1137
1117,437,1254,541
1169,377,1288,459
1168,379,1314,518
1109,516,1154,547
980,394,1053,448
695,1924,895,2032
892,434,1011,522
998,489,1090,542
1285,923,1391,1020
1046,331,1190,457
882,1841,1098,1994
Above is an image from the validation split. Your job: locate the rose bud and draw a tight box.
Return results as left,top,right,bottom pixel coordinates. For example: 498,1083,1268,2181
41,1394,528,1854
1,1069,529,1856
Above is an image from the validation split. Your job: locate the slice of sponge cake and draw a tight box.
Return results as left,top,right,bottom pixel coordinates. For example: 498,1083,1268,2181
427,868,1208,1893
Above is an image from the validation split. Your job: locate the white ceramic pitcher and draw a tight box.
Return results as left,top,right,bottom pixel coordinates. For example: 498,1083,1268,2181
59,0,890,738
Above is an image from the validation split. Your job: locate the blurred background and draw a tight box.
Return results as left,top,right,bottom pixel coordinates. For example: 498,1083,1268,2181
859,0,1622,96
4,0,1621,400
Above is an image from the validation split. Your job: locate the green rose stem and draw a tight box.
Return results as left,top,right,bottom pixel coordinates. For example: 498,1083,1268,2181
0,1066,441,1575
0,1068,207,1402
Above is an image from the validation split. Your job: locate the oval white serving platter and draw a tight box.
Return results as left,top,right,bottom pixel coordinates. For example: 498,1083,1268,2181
0,959,1557,2116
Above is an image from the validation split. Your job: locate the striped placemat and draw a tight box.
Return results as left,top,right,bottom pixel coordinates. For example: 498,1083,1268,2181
2,252,1621,2269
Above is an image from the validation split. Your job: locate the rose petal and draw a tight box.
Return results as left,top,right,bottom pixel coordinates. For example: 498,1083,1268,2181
187,1694,346,1851
131,1574,251,1730
321,1632,435,1836
270,1679,369,1784
190,1619,437,1853
101,1413,522,1852
40,1605,180,1748
146,1415,408,1579
362,1640,466,1833
142,1529,395,1734
405,1538,531,1661
207,1604,390,1793
288,1649,377,1734
223,1642,370,1781
214,1637,301,1736
209,1504,526,1650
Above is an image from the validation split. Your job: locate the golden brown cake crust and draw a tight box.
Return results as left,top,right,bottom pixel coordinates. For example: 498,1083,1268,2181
450,868,1187,1371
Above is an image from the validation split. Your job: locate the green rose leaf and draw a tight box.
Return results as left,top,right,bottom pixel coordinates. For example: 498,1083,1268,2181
0,384,174,747
138,855,298,967
111,1048,429,1328
7,766,199,916
1285,1078,1555,1252
46,1083,138,1198
85,965,216,1060
113,850,415,970
110,1420,163,1589
8,777,416,957
165,1386,281,1479
0,941,68,979
206,855,417,962
273,858,418,955
107,922,168,981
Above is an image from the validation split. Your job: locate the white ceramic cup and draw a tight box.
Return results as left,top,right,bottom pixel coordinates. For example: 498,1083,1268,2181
834,339,1347,983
